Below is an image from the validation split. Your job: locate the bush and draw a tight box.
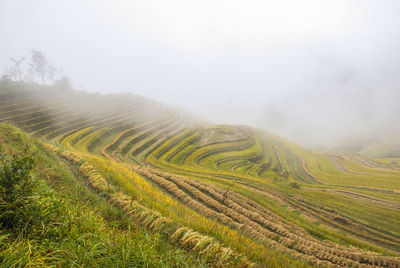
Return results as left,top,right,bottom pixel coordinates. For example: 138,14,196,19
0,145,37,230
288,181,301,189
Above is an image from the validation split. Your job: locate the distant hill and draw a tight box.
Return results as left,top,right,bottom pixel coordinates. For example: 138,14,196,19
333,135,400,158
359,138,400,158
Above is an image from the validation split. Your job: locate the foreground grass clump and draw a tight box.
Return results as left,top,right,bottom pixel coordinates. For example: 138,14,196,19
0,145,37,232
0,124,205,267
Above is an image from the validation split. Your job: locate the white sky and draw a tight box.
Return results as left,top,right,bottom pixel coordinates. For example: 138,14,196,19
1,0,400,148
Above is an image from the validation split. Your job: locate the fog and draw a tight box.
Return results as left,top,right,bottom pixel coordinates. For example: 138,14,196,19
1,0,400,149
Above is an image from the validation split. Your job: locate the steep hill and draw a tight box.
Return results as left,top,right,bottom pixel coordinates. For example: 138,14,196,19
1,81,400,267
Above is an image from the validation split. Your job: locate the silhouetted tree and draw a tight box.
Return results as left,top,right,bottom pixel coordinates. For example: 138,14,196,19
1,50,68,86
9,57,26,81
30,50,54,84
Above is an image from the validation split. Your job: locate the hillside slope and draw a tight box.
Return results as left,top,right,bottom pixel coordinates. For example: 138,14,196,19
1,81,400,267
0,123,210,267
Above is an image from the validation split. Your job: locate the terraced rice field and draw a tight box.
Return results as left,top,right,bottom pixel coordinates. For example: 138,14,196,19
1,83,400,267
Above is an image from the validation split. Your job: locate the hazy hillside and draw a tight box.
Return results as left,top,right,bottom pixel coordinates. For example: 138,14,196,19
1,81,400,267
359,139,400,159
330,134,400,159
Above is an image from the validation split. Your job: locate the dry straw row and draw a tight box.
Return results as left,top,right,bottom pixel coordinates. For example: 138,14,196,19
110,192,253,267
57,150,110,191
187,178,311,238
44,143,59,152
56,149,252,267
79,162,110,192
60,150,83,164
138,167,400,268
151,168,303,239
183,175,400,267
135,168,343,267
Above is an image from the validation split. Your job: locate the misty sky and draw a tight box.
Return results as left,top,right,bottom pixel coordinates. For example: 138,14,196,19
1,0,400,148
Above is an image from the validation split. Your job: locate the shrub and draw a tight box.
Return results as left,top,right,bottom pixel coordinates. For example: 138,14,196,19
288,181,301,189
0,145,37,230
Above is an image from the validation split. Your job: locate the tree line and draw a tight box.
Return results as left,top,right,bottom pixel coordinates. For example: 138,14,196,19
2,50,71,89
